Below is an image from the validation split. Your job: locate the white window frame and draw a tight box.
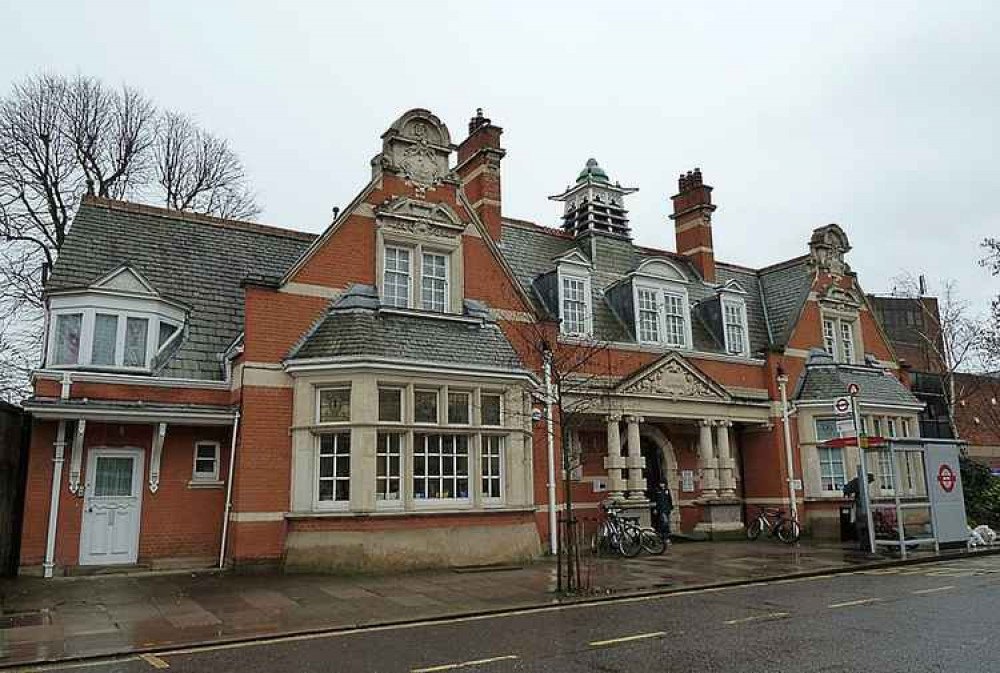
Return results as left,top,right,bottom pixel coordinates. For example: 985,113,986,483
375,431,405,509
558,271,593,337
315,431,351,510
821,313,860,364
635,286,662,344
382,245,412,309
876,448,895,494
47,307,181,372
192,441,221,482
481,434,505,504
722,297,749,357
316,386,352,425
411,432,472,506
420,250,449,313
631,282,692,349
818,446,847,493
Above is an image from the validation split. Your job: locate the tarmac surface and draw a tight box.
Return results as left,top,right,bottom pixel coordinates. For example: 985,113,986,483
1,541,997,670
5,553,1000,672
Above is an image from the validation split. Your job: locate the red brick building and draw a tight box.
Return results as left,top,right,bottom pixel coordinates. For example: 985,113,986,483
20,108,925,576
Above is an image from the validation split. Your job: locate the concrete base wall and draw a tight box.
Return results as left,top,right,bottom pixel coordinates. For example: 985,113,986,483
284,522,541,573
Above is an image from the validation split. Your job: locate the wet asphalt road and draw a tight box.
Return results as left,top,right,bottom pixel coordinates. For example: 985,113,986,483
19,554,1000,673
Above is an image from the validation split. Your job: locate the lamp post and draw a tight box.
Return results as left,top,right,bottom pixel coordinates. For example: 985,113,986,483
777,368,798,523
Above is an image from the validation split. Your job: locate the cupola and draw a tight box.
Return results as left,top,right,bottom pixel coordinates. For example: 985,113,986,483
550,159,637,238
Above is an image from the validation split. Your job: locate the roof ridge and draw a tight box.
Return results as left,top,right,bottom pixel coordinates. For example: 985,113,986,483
758,254,811,274
81,195,318,243
501,216,573,238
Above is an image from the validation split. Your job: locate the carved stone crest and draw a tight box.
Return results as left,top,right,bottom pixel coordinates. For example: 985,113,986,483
809,223,852,277
377,109,454,196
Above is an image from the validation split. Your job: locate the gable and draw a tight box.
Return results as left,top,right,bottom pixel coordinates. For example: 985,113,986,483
633,258,687,284
91,265,158,295
616,352,730,401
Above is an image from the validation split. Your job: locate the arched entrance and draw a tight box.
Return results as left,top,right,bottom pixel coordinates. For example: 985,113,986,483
640,425,681,532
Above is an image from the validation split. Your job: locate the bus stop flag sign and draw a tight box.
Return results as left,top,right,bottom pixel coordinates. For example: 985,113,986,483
834,396,851,416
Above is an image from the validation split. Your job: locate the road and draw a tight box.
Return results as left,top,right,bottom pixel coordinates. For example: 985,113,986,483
16,554,1000,673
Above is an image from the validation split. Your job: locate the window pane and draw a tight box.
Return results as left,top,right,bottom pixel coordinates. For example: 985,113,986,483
561,277,588,335
378,387,402,422
53,313,82,365
481,394,502,426
413,433,469,501
91,314,119,366
724,302,745,355
481,435,504,500
384,246,411,308
94,457,133,497
663,294,686,347
158,322,178,349
421,252,448,312
637,288,660,342
818,447,846,491
840,322,854,362
318,388,351,423
815,418,839,442
448,392,470,424
317,432,350,502
822,319,837,356
195,459,215,474
414,390,438,423
123,317,149,367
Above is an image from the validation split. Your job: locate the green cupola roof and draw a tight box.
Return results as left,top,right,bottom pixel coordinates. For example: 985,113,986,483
577,158,610,184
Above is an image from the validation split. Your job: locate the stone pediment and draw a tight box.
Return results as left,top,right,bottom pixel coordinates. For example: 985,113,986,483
616,352,730,401
91,264,158,295
375,197,465,240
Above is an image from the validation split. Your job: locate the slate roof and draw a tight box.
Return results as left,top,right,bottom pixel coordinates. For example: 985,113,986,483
499,219,815,357
795,350,921,406
47,198,316,380
290,287,526,372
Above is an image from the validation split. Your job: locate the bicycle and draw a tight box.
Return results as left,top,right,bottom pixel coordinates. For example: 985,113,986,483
591,504,642,557
591,505,666,556
746,507,801,544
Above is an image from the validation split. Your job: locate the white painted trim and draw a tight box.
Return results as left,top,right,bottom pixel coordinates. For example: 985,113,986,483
149,423,167,493
283,356,536,383
33,369,231,390
279,283,344,299
557,267,593,337
192,440,221,483
230,511,286,522
80,447,145,567
555,336,766,366
795,400,924,412
43,421,67,578
24,404,237,425
68,420,86,495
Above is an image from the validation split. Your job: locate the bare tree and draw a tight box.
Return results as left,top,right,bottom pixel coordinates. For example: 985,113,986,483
155,111,260,220
0,72,263,401
890,273,983,436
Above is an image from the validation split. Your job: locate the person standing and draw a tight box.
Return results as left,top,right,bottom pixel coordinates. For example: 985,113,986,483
652,482,674,542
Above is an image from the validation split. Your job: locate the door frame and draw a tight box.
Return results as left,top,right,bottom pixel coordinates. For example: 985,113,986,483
80,446,145,566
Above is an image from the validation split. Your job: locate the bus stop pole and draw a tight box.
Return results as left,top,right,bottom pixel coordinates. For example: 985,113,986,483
851,393,877,555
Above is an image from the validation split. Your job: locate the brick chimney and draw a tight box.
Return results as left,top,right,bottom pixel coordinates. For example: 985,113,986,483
457,108,506,241
670,168,718,283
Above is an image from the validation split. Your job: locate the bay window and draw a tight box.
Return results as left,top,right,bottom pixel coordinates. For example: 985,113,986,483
48,308,180,371
317,387,351,424
53,313,83,365
378,387,403,423
413,434,470,501
414,389,439,423
480,393,502,426
448,391,471,425
481,435,504,502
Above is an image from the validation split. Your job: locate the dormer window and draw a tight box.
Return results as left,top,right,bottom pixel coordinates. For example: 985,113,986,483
722,298,749,356
46,265,186,373
560,274,592,336
628,259,693,349
821,315,860,363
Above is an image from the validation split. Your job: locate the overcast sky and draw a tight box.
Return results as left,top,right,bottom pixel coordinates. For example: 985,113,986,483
5,1,998,314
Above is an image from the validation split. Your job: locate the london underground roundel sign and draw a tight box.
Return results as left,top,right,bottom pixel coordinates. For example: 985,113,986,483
937,464,957,493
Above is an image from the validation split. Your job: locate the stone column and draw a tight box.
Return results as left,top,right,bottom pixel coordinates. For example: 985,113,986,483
603,415,626,501
716,421,736,498
698,419,718,498
625,416,647,500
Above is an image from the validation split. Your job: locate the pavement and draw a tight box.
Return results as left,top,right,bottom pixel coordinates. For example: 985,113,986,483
0,540,995,670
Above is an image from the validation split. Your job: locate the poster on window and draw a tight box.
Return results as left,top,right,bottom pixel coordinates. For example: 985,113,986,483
681,469,695,492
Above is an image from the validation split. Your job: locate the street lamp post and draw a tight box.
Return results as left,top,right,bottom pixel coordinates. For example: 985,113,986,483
777,369,798,523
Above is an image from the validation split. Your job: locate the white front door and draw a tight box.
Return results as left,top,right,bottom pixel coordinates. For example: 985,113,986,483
80,448,144,566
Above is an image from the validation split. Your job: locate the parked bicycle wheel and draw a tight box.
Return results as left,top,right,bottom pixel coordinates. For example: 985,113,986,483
746,517,763,540
617,526,643,558
639,528,666,555
778,519,801,544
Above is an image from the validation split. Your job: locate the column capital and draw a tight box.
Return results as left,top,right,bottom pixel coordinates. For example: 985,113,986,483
607,413,622,423
698,418,713,427
715,419,733,428
626,415,644,425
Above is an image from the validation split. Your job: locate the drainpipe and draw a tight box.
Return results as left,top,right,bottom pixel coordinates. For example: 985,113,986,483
777,371,798,522
43,420,68,579
218,410,240,568
543,350,558,555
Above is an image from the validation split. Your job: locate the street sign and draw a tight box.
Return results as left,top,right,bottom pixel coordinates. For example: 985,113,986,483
790,478,803,491
847,383,860,396
833,396,852,416
937,464,957,493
